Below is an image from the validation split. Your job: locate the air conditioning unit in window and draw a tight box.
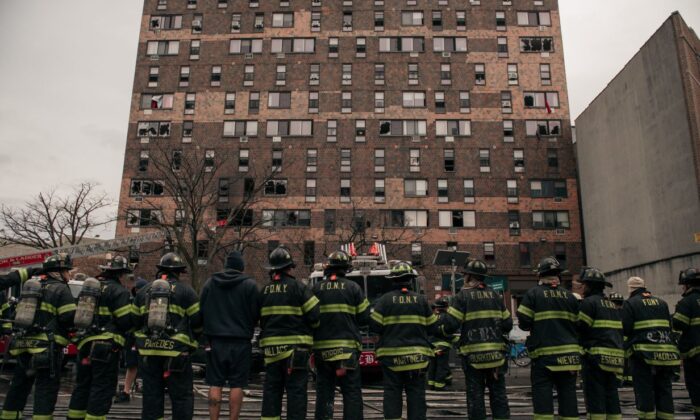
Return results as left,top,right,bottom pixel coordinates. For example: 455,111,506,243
255,23,264,30
244,53,254,59
556,228,565,235
312,0,321,6
277,53,286,59
502,100,512,108
310,74,319,81
232,23,241,30
311,21,321,28
445,136,454,142
192,20,202,30
449,227,458,235
539,25,547,31
240,136,248,142
411,135,421,142
150,55,160,61
442,52,451,58
273,136,282,142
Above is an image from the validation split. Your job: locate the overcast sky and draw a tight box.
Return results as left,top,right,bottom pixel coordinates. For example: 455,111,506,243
0,1,698,240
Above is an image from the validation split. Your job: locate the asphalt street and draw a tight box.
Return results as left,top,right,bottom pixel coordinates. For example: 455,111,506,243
0,362,695,419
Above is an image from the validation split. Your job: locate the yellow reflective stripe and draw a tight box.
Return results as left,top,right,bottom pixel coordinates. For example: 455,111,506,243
264,349,294,365
113,305,132,318
447,306,464,321
18,268,29,282
533,415,554,420
464,310,502,321
58,303,76,315
633,319,670,330
171,333,197,348
587,347,625,357
260,335,313,347
302,295,320,313
376,346,434,358
371,311,383,325
606,415,622,420
19,333,69,346
261,306,302,316
517,304,534,318
319,304,355,314
637,411,656,420
470,359,506,369
77,333,126,349
502,310,511,319
261,416,282,420
389,360,430,371
673,312,690,325
168,304,185,316
1,410,21,420
85,415,106,420
137,349,182,357
530,344,582,358
632,343,678,352
577,311,593,326
533,310,577,322
592,320,622,329
186,302,200,316
136,305,147,315
691,318,700,326
459,342,505,353
67,409,86,418
97,307,111,316
382,315,434,325
312,339,360,350
683,345,700,358
40,302,56,314
656,411,674,420
426,313,437,325
547,364,581,371
1,323,11,330
356,298,369,313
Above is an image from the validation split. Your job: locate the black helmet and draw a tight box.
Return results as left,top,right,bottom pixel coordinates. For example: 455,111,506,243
102,255,133,273
679,268,699,285
433,297,449,309
580,267,612,287
156,252,187,272
264,247,295,271
387,261,417,280
535,256,565,277
463,259,488,279
326,250,352,271
43,253,73,272
609,292,624,304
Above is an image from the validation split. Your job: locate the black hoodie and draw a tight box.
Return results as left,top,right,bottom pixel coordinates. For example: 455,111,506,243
200,270,260,339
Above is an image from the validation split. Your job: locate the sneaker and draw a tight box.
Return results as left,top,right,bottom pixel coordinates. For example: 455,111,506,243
114,391,131,403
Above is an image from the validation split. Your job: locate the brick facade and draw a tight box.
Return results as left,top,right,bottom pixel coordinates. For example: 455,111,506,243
117,0,583,299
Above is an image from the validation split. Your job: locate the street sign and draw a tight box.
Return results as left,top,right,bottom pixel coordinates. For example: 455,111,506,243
486,276,508,292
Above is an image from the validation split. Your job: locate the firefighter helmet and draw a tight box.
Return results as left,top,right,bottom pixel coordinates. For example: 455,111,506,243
609,292,624,305
102,255,132,273
14,277,43,329
387,261,417,280
156,252,187,272
433,297,449,309
580,267,612,287
326,250,352,270
535,256,565,277
463,259,488,279
74,277,102,329
264,247,296,271
679,268,699,285
43,253,73,272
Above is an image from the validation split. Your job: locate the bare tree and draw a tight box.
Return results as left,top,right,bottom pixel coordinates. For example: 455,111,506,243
131,143,281,291
0,182,113,249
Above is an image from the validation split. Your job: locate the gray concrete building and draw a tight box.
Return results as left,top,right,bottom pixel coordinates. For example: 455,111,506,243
576,12,700,306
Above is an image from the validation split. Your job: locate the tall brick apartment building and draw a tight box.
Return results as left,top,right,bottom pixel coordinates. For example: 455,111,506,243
116,0,583,302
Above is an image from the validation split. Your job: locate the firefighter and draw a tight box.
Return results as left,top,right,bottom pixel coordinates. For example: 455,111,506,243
1,254,76,420
576,267,624,419
259,247,320,420
516,256,581,420
370,261,438,420
609,292,624,309
623,276,680,419
427,297,453,391
674,268,700,419
445,259,512,420
133,252,203,420
312,250,370,420
67,256,135,420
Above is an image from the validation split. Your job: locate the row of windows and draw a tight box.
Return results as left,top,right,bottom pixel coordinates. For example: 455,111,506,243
147,36,554,58
130,176,567,201
137,118,562,141
157,0,543,12
126,207,570,231
149,9,552,34
145,62,553,90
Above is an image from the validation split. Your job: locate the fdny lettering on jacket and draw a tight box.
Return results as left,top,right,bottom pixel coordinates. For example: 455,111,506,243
392,295,418,304
318,282,346,291
542,289,570,299
467,290,498,300
263,284,289,294
641,298,660,306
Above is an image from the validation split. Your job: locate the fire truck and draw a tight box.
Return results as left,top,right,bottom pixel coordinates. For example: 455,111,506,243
308,253,422,372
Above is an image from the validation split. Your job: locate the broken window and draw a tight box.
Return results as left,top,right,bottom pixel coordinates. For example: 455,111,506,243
130,180,165,196
520,37,554,53
525,120,561,137
264,179,288,196
438,211,475,228
141,94,174,110
524,92,559,108
137,121,171,137
509,211,521,236
475,64,486,85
